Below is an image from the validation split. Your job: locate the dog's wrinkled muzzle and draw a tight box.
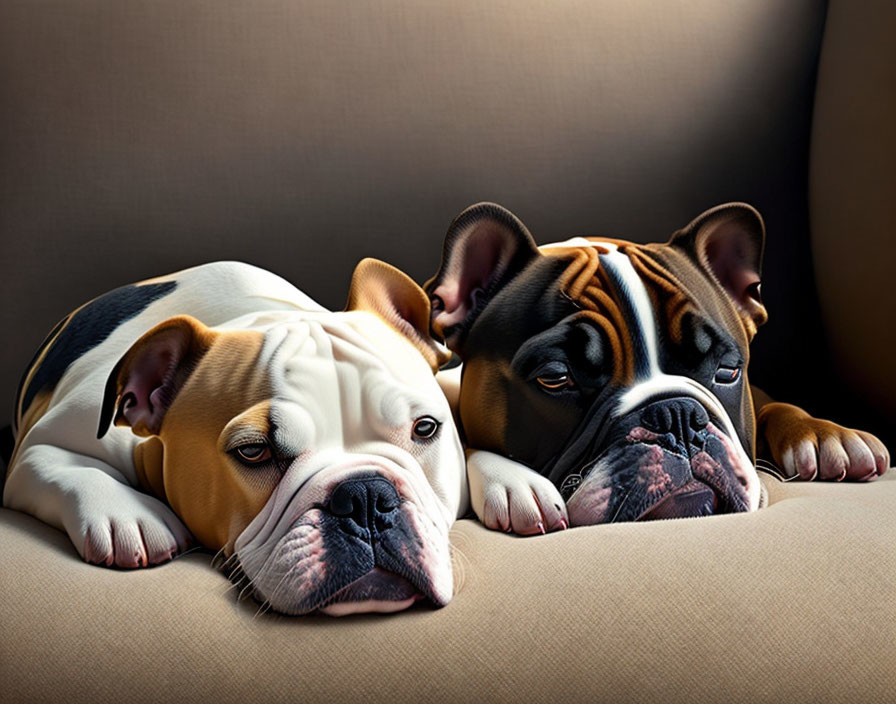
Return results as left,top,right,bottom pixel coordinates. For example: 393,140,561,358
566,397,755,525
234,464,454,616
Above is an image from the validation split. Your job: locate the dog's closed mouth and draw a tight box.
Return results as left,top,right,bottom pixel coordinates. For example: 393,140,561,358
318,568,424,616
636,478,719,521
565,419,752,525
627,423,749,518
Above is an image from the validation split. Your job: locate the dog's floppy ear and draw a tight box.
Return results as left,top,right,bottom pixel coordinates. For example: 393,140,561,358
424,202,540,353
346,258,451,373
669,202,768,338
98,316,216,439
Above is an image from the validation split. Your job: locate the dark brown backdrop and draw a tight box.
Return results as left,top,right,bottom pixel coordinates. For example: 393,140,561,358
2,0,890,448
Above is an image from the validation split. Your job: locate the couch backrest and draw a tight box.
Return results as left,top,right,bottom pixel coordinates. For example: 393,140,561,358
810,0,896,448
0,1,831,431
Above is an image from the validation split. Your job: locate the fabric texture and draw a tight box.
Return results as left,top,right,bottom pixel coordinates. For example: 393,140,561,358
2,473,895,704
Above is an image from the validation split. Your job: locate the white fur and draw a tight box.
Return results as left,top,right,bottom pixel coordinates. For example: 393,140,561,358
4,262,468,609
232,311,466,612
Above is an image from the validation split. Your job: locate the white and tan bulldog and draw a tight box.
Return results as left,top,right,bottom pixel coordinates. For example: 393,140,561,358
4,260,468,616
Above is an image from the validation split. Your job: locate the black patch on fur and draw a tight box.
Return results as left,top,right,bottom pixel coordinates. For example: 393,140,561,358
17,282,177,421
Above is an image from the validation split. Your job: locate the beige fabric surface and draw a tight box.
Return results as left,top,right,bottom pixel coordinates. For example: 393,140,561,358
2,472,894,704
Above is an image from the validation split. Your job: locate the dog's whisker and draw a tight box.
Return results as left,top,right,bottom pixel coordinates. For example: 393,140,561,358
260,563,304,616
208,547,228,569
237,577,258,603
449,543,471,596
609,486,634,523
253,599,274,619
168,545,207,563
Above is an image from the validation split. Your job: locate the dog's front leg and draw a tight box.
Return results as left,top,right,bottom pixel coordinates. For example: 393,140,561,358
466,449,568,535
751,386,889,481
4,444,193,567
438,367,569,534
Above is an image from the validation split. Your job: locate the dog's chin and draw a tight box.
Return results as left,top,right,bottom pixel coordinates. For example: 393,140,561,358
317,568,424,616
635,475,720,520
565,423,753,525
238,502,454,616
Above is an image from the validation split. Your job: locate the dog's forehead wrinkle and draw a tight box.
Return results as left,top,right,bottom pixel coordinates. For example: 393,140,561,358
268,399,316,457
643,242,752,350
372,377,448,430
277,364,440,446
260,318,440,445
259,312,401,372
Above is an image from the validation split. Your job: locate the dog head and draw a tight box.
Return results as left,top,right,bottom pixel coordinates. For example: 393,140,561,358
426,203,767,524
98,259,466,615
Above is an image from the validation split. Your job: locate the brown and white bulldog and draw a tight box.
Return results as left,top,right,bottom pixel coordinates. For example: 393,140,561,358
426,203,889,534
4,260,468,615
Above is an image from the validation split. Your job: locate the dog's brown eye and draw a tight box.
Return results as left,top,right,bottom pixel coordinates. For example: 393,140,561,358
714,365,741,385
536,374,572,391
235,443,272,464
412,416,440,441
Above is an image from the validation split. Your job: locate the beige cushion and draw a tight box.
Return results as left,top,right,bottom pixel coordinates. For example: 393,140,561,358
3,472,894,703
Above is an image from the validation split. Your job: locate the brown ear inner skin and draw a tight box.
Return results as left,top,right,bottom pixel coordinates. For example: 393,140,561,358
98,315,215,440
424,203,540,353
135,330,280,554
346,257,449,372
670,204,768,339
694,223,767,338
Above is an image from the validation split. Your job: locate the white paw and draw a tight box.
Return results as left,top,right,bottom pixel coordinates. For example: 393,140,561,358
467,450,568,535
67,483,193,568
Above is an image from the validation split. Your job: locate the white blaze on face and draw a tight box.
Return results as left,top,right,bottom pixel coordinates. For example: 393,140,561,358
229,311,466,614
542,239,761,511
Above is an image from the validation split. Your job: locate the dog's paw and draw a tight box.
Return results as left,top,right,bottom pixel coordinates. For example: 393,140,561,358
69,486,193,568
467,450,568,535
757,402,889,482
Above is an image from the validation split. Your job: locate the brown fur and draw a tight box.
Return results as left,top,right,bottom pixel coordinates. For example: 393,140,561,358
147,330,279,552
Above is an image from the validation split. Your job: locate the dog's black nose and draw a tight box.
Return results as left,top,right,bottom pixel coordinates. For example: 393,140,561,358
640,397,709,443
328,477,401,535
